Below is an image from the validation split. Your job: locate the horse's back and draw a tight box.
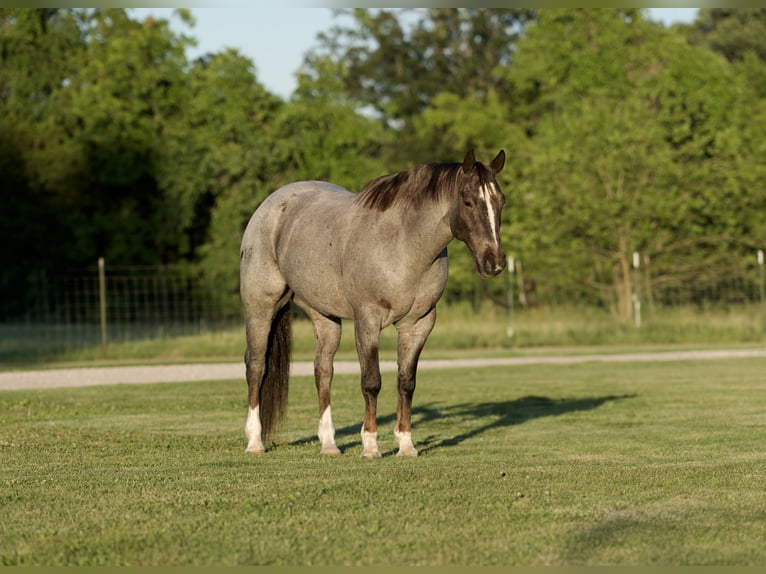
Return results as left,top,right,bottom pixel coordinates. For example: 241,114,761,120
241,181,352,252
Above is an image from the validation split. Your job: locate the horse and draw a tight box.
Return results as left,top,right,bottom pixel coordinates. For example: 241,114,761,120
239,149,507,458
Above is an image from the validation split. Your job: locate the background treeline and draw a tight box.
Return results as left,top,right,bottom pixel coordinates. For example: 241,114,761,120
2,8,765,322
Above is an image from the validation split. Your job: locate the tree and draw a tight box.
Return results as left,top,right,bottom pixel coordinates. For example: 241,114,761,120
686,9,766,251
0,9,86,317
687,9,766,63
171,49,283,306
274,54,387,190
306,8,534,130
0,9,84,121
157,48,283,262
55,9,195,265
506,9,751,319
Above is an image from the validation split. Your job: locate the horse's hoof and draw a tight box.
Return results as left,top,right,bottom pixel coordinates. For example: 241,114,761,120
321,446,341,456
245,445,266,454
396,448,419,458
394,430,418,457
361,450,382,460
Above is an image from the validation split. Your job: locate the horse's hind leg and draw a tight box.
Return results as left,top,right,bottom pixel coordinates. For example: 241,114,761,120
394,306,437,457
241,206,293,454
302,306,342,455
243,310,275,454
242,286,291,454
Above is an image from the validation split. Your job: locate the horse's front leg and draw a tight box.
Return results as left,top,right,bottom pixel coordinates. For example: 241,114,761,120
354,311,383,459
394,307,437,457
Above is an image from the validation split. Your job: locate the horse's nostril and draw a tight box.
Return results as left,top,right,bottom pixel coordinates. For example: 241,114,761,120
481,251,506,277
481,254,503,277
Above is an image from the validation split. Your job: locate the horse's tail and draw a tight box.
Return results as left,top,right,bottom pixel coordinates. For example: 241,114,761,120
260,303,292,440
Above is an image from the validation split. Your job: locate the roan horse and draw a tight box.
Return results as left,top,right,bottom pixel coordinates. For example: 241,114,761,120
240,149,506,458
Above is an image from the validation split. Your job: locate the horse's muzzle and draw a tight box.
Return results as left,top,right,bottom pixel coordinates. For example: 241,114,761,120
479,250,506,278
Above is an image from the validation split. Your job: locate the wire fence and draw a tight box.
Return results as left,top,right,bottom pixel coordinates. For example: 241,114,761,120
1,261,241,361
1,252,764,361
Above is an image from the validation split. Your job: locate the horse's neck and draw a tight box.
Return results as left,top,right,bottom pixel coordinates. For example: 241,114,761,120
381,199,454,267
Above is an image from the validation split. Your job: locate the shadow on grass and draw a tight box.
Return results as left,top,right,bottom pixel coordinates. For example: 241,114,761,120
290,393,636,456
413,394,635,455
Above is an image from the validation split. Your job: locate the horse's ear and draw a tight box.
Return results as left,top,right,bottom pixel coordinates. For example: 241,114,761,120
490,149,505,174
462,149,475,173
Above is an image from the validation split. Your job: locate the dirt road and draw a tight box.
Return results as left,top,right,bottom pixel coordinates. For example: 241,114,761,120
1,348,765,391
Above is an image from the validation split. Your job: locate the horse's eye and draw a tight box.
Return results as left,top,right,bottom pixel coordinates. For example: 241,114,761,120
463,199,473,208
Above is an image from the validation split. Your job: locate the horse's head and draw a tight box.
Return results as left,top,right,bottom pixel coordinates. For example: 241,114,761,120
450,149,507,278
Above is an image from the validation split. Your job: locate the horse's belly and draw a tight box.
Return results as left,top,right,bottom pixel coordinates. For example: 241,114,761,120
275,207,354,319
285,266,354,319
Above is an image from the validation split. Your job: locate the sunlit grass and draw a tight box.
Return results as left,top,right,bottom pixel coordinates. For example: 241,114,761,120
2,357,766,565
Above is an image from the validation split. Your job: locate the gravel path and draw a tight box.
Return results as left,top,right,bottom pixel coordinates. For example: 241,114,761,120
1,348,765,391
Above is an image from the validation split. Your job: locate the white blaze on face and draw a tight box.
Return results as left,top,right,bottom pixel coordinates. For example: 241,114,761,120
479,182,499,241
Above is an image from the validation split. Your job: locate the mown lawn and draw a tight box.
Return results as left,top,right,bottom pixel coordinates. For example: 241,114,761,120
1,357,765,565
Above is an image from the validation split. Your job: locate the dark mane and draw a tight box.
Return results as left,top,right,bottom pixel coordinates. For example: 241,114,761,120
354,162,463,212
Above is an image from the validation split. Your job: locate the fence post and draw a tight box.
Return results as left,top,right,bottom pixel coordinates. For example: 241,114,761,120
507,255,515,338
98,257,108,356
632,251,641,328
758,249,765,335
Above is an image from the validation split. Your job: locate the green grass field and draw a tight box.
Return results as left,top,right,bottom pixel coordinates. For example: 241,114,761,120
2,356,765,565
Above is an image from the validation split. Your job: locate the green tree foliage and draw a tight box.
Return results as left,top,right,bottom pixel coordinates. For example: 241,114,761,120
59,9,194,264
1,9,86,316
686,8,766,251
310,9,533,131
157,48,282,295
507,9,763,318
2,8,765,322
687,8,766,63
277,55,386,191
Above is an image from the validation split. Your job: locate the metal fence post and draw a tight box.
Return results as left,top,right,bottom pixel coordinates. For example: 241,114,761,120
632,251,641,328
507,255,515,338
758,249,765,335
98,257,108,356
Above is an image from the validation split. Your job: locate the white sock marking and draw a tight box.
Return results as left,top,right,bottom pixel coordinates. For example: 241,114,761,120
395,429,418,456
245,405,265,453
318,406,337,451
360,425,380,458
